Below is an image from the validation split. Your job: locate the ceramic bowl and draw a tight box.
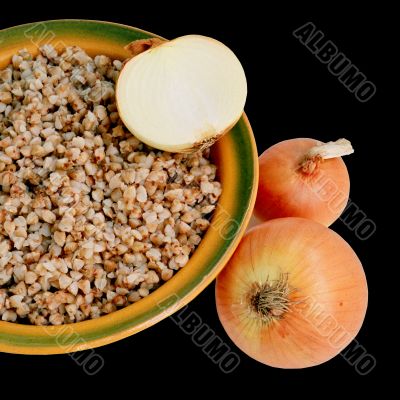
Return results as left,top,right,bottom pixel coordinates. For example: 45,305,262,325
0,20,258,354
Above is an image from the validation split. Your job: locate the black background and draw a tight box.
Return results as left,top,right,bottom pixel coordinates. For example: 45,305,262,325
0,3,389,395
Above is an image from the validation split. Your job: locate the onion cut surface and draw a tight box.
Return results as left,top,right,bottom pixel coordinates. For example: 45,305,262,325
116,35,247,153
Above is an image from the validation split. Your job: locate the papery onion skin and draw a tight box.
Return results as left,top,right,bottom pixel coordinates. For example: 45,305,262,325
254,138,351,226
216,218,368,369
116,35,247,153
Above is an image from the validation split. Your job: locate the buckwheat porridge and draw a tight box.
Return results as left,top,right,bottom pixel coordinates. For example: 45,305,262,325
0,45,221,325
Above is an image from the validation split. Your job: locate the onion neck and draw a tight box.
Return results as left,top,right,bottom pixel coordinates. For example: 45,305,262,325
248,274,292,324
299,138,354,175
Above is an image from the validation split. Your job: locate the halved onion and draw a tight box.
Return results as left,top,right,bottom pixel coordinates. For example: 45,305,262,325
216,218,368,369
116,35,247,153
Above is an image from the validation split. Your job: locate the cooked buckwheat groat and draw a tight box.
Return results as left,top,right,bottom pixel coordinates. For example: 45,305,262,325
0,45,221,325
